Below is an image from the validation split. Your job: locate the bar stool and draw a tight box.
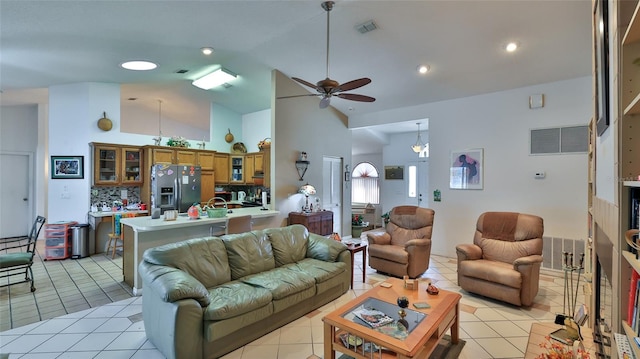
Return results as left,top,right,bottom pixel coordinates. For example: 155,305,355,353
106,212,135,258
225,215,252,235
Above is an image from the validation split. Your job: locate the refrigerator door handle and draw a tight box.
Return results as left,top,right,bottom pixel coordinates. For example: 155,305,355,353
174,175,180,212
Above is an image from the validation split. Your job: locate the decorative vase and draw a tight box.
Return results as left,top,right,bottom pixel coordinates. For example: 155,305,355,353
352,225,365,238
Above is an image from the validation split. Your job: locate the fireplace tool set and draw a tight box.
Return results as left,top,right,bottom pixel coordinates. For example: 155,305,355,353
552,251,586,343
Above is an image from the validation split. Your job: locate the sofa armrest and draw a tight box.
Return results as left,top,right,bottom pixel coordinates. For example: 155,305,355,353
367,231,391,245
405,238,431,248
307,233,348,262
513,255,543,270
456,244,483,261
139,261,210,307
142,289,204,359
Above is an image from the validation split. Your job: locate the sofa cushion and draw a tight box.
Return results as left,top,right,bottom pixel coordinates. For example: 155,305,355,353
290,258,346,283
307,234,347,262
222,231,275,280
204,281,273,320
458,259,521,289
266,225,308,266
241,266,315,300
142,237,230,288
204,303,274,342
368,244,408,264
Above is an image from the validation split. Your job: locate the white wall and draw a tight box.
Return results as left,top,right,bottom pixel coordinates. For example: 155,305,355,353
272,70,353,235
210,104,243,152
242,109,271,153
350,77,591,258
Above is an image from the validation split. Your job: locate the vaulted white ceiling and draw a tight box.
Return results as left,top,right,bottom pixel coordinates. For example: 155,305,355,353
0,1,592,154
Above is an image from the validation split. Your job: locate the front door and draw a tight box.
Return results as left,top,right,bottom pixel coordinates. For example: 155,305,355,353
407,160,429,208
0,153,32,238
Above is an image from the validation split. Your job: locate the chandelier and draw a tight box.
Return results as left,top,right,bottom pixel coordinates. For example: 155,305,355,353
411,123,427,153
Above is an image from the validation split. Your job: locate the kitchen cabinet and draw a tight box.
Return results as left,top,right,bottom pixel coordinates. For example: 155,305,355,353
200,170,216,203
244,152,265,184
288,211,333,236
91,143,143,186
197,151,215,170
230,155,244,183
147,146,197,165
214,153,230,184
245,154,255,184
262,148,271,188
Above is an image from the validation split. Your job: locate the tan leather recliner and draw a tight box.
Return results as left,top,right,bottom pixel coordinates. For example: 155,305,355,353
456,212,544,306
367,206,434,278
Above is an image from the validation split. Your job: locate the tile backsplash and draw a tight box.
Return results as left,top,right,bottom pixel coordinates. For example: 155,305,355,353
90,186,141,206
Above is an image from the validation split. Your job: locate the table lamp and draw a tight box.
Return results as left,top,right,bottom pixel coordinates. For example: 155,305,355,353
299,184,316,213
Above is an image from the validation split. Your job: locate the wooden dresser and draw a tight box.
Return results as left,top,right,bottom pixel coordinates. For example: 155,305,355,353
288,211,333,236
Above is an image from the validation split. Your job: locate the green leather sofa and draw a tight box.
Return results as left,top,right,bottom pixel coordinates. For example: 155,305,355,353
138,224,351,359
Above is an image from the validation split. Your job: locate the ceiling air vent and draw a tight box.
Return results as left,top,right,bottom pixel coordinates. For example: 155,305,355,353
355,20,377,34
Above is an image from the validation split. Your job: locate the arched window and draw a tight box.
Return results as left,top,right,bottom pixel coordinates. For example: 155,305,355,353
351,162,379,204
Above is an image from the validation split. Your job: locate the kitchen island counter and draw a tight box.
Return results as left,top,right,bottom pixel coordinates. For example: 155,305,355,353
119,207,277,232
120,207,279,295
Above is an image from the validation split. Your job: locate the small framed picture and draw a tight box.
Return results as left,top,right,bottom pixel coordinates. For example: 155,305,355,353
51,156,84,179
384,166,404,180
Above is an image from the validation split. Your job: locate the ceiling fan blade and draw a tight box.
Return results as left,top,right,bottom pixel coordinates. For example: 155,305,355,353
292,77,320,91
277,94,321,99
336,78,371,92
319,96,331,109
335,93,376,102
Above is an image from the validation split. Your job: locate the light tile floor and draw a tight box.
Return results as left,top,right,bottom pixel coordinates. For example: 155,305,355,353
0,239,568,358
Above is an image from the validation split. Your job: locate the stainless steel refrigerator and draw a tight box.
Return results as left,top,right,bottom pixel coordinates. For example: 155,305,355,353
150,164,201,213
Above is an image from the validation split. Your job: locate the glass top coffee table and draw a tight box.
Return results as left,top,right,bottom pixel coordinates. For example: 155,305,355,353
323,277,461,359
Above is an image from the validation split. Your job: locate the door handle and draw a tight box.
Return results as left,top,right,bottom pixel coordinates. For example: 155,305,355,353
23,198,28,201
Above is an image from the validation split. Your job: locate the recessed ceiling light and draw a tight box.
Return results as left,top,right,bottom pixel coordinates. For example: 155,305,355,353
201,47,214,55
505,42,518,52
121,61,157,71
417,65,430,74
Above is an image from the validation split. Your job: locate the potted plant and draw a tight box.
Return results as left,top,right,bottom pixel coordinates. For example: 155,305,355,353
352,214,365,238
381,211,390,225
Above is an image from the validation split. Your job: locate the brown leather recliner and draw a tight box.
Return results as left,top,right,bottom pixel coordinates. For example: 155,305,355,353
456,212,544,306
367,206,434,279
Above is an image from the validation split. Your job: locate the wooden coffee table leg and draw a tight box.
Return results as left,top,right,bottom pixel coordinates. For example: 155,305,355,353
451,303,460,344
361,246,366,283
324,322,335,359
350,250,355,289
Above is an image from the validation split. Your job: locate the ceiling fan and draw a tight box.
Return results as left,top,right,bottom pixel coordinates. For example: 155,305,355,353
278,1,375,109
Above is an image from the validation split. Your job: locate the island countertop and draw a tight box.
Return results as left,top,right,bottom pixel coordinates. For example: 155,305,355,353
120,207,279,232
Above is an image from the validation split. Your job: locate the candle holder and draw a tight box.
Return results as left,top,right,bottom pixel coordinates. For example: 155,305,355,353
397,296,409,329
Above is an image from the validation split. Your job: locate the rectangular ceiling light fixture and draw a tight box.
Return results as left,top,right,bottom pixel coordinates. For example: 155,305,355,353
192,68,237,90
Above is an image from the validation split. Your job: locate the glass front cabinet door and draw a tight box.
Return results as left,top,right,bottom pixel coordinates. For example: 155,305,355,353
121,147,143,185
94,145,119,185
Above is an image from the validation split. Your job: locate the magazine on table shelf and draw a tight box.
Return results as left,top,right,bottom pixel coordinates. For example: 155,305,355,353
352,306,394,328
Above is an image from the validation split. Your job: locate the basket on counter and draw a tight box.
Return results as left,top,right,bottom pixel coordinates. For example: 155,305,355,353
206,208,227,218
258,138,271,151
205,197,228,218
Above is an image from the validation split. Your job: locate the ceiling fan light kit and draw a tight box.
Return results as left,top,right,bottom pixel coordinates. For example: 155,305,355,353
279,1,375,109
